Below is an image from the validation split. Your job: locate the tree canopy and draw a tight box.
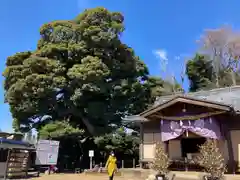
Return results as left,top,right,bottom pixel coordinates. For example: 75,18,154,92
148,76,183,96
186,54,240,92
3,7,172,136
186,27,240,92
186,54,215,92
94,127,139,159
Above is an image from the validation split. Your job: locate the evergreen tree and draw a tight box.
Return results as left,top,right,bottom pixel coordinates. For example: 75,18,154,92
186,54,215,92
197,139,226,180
152,142,170,176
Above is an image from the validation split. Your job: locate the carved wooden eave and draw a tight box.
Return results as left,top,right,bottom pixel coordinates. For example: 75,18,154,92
123,86,240,123
122,96,233,123
121,115,148,123
140,95,232,119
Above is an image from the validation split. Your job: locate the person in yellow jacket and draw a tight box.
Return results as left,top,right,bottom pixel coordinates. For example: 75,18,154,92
105,151,117,180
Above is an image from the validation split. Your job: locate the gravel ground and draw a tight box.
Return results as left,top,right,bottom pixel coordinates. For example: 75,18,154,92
32,173,141,180
29,171,240,180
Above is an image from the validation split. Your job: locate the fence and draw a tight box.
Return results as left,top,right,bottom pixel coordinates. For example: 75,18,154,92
94,159,139,169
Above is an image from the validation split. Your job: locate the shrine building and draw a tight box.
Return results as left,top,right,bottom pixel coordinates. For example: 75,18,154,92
124,86,240,173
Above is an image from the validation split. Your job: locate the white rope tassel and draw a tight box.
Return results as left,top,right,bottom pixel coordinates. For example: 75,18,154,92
180,120,183,127
209,117,212,124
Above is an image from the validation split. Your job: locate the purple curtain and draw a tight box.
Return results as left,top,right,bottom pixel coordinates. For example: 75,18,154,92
160,117,222,142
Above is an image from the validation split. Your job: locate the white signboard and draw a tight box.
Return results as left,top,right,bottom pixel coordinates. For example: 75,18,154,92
89,150,94,157
35,140,60,165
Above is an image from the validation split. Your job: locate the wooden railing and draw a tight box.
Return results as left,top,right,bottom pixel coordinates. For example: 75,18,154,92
169,158,204,172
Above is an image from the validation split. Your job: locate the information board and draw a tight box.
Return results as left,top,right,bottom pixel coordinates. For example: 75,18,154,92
35,140,60,165
89,150,94,157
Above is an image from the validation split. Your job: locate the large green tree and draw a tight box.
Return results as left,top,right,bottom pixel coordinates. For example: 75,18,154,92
94,127,140,160
148,76,183,96
186,54,215,92
3,7,154,136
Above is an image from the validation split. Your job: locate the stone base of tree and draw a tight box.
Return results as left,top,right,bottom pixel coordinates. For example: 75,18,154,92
155,174,166,180
203,175,223,180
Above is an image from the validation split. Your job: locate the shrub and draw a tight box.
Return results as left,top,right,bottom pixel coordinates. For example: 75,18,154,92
197,139,226,180
151,142,171,176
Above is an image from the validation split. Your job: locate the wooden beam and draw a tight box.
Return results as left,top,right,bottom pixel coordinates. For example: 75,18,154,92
151,110,226,121
140,96,231,118
177,98,231,111
141,99,179,117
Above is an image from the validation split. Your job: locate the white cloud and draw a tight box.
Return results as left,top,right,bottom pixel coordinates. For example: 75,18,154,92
153,49,168,61
153,49,168,71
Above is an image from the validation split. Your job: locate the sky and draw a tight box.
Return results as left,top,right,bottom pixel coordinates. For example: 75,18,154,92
1,0,240,132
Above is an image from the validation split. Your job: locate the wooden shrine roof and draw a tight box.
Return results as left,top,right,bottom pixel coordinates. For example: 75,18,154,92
153,86,240,111
122,86,240,122
139,95,231,118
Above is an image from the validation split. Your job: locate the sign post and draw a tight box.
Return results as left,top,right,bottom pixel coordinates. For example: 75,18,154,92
35,140,60,166
89,150,94,169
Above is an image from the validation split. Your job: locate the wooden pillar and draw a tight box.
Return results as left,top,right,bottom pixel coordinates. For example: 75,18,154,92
165,141,169,154
121,160,124,168
140,122,144,168
226,130,235,173
4,149,11,180
222,119,235,173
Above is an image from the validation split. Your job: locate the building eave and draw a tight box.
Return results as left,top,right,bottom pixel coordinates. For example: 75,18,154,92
140,95,232,118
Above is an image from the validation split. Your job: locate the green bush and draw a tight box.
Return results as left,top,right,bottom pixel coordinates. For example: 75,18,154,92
197,139,226,180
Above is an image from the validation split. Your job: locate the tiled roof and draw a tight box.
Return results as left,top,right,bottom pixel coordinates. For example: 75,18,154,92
122,86,240,122
154,86,240,112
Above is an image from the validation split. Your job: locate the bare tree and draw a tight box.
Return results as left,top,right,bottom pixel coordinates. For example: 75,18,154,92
180,56,188,90
227,35,240,84
197,26,240,86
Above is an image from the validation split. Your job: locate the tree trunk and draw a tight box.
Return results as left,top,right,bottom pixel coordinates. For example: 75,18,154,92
230,70,236,86
82,117,95,135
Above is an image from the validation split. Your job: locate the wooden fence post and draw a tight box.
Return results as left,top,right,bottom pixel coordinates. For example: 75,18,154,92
121,160,124,168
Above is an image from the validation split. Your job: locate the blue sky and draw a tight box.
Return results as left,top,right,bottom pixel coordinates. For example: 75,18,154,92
1,0,240,132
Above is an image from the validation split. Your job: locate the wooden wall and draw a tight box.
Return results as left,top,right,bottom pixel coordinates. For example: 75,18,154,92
141,121,161,161
143,121,161,143
140,111,240,172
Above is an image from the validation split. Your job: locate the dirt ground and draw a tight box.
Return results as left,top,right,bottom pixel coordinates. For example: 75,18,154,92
30,172,240,180
32,173,142,180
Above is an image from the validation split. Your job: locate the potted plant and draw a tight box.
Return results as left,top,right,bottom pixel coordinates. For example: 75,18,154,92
151,142,171,180
197,139,226,180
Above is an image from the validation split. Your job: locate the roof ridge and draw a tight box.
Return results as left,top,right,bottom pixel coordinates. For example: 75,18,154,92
156,86,240,100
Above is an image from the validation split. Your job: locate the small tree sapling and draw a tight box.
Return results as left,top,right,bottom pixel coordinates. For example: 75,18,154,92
197,139,226,180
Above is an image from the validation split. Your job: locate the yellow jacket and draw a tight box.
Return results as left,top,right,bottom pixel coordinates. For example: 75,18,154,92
106,155,117,176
